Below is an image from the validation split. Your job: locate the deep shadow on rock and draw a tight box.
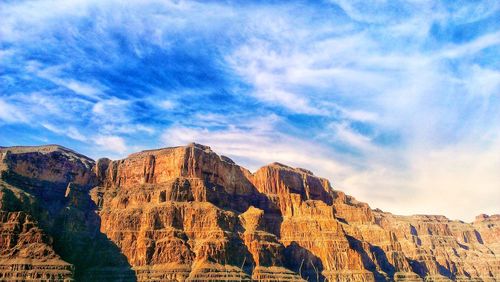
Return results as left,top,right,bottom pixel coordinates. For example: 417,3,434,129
1,144,500,281
53,191,137,281
283,242,325,281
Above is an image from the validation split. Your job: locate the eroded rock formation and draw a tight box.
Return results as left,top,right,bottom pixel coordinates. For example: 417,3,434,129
0,143,498,281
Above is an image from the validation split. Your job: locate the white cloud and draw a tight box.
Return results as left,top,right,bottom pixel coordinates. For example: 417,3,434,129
440,31,500,59
94,135,127,154
64,80,101,98
227,40,325,115
343,141,500,221
2,0,500,221
41,123,88,142
0,99,28,123
335,106,379,123
159,100,176,110
328,122,376,152
100,124,155,135
92,97,130,123
67,127,88,142
465,66,500,98
27,62,103,100
0,49,15,60
328,0,420,24
7,91,93,126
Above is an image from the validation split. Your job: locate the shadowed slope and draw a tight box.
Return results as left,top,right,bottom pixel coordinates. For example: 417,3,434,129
0,143,498,281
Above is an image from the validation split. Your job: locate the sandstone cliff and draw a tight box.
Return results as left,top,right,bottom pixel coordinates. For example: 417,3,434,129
0,144,498,281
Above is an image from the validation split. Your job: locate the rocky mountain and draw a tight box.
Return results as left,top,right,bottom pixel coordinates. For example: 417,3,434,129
0,143,498,281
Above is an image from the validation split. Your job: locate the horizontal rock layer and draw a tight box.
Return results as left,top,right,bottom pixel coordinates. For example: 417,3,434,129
0,143,498,281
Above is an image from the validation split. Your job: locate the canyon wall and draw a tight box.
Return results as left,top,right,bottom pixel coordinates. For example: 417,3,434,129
0,144,498,281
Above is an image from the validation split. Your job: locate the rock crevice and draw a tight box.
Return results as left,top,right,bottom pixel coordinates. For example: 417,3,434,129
0,144,498,281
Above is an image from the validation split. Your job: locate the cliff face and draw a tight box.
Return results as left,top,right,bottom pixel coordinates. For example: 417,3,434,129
0,144,498,281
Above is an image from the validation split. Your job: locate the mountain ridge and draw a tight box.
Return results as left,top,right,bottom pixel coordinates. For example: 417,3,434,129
0,143,498,281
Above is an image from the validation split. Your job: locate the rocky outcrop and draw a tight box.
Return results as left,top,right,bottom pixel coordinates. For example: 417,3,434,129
0,143,498,281
0,145,133,281
474,214,500,254
92,144,287,281
250,162,374,281
0,145,95,214
0,145,94,187
0,187,73,281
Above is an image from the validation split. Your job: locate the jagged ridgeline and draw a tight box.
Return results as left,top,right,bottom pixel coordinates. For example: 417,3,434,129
0,144,498,281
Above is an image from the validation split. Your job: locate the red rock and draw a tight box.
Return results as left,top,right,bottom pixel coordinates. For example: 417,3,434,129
0,143,498,281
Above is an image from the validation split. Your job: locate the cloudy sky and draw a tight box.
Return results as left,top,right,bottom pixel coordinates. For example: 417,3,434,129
1,0,499,221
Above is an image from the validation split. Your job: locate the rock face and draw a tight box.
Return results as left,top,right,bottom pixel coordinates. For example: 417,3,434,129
474,214,500,254
0,143,499,281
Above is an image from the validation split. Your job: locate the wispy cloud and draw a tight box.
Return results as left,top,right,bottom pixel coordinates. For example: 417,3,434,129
0,99,28,123
1,0,499,220
41,123,87,142
26,62,103,100
94,135,127,154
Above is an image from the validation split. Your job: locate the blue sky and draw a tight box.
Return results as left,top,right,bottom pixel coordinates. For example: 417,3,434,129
1,0,499,220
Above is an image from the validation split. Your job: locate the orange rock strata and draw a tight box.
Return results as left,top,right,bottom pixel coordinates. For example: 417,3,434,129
0,144,498,281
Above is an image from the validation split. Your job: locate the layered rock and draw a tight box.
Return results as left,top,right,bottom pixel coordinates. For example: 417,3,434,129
250,162,374,281
0,186,73,281
91,144,297,281
0,143,498,281
0,145,95,214
370,213,500,281
474,214,500,254
0,145,134,281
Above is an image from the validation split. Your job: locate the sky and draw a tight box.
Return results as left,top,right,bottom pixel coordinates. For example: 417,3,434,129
1,0,499,221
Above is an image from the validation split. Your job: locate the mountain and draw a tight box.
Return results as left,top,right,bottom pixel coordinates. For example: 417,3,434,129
0,143,498,281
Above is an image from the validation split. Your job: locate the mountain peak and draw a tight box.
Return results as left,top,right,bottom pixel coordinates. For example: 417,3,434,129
0,143,498,281
260,162,315,176
0,144,94,164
